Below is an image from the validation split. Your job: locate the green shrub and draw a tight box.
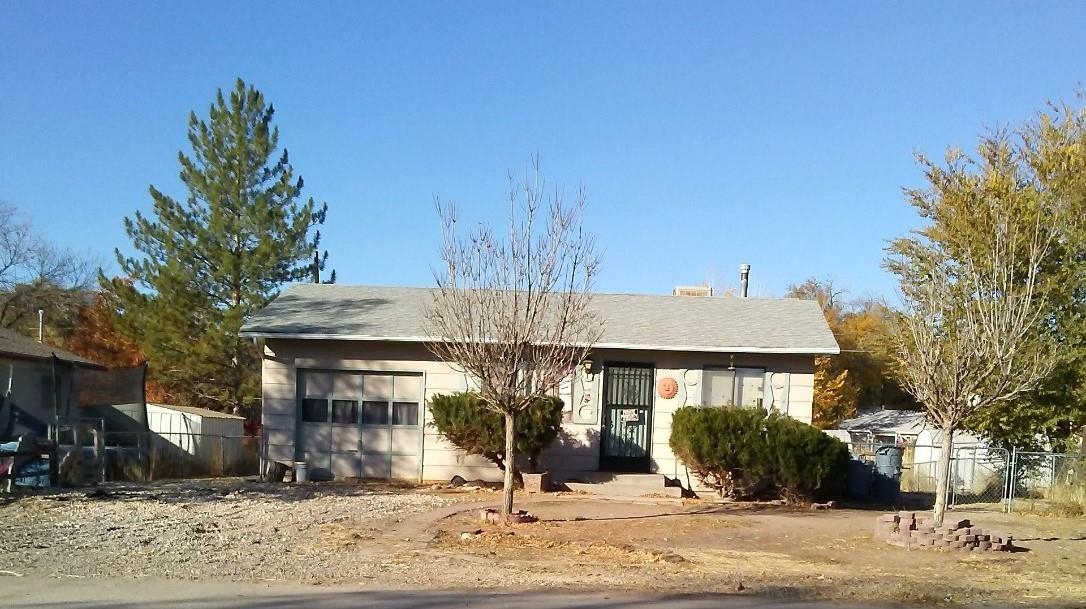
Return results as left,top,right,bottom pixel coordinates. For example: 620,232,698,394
764,413,850,502
670,405,769,497
428,392,564,473
670,406,849,502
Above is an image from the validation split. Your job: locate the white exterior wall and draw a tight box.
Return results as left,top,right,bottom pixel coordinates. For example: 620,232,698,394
585,348,814,485
260,339,817,484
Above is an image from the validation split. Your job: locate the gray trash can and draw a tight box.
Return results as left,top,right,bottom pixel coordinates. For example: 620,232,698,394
873,445,903,504
847,459,874,500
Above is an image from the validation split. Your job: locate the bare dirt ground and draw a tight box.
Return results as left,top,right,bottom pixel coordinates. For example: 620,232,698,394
2,479,1084,607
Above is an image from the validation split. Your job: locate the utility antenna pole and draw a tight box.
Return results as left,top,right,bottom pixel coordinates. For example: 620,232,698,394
38,309,44,342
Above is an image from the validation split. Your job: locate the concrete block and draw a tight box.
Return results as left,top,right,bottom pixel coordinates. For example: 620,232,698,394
522,472,552,494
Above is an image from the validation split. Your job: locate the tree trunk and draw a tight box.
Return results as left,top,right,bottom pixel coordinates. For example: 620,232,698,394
501,411,516,520
933,424,955,526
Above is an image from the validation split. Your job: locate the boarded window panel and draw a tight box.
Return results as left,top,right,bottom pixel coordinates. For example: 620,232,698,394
392,402,419,426
734,368,767,407
333,373,362,396
302,398,328,422
304,372,335,397
393,375,423,401
331,399,358,424
362,375,393,400
361,401,389,425
702,369,735,406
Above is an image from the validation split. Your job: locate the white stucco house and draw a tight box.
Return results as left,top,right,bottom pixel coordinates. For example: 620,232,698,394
240,284,839,484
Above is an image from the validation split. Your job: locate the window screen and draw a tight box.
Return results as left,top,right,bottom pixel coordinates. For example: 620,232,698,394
302,398,328,422
362,401,389,425
331,399,358,424
392,402,419,426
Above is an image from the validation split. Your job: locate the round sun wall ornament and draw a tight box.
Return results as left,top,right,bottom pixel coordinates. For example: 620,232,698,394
657,377,679,399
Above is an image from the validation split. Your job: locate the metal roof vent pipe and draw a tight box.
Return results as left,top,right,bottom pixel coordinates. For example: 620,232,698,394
739,263,750,298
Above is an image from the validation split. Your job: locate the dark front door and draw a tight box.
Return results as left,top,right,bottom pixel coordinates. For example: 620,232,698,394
599,364,654,472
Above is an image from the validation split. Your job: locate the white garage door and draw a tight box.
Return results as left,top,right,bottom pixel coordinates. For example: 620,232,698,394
298,371,423,480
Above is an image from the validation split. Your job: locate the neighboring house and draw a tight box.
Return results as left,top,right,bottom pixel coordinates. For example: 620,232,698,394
240,284,840,483
836,408,989,451
0,327,105,440
834,408,997,495
836,408,929,448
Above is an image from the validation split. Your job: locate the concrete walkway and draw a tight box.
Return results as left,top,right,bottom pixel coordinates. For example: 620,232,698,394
2,576,893,609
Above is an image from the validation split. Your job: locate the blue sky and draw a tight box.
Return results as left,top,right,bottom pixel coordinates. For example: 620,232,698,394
2,2,1084,301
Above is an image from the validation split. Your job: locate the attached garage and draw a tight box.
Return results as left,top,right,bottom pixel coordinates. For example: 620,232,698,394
296,370,423,480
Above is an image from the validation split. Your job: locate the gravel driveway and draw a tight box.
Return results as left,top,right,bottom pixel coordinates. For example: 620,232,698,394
0,479,469,583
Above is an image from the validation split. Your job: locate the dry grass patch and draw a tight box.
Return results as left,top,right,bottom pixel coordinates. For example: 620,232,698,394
435,525,688,566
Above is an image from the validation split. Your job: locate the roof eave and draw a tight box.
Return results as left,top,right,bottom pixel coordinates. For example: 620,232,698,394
240,331,840,355
0,351,106,369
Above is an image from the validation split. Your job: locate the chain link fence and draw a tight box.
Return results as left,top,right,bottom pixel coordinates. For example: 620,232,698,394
1008,451,1086,516
50,426,260,484
845,441,1011,511
948,446,1010,509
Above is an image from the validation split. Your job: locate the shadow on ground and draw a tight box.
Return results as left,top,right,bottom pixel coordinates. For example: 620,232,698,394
8,587,919,609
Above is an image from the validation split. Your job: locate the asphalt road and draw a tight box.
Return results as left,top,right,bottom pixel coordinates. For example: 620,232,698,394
3,576,888,609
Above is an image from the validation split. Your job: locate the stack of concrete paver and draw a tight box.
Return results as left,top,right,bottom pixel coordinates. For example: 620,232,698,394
874,512,1014,552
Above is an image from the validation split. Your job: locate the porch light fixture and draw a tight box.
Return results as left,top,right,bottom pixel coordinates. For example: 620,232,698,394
580,358,594,375
727,354,735,371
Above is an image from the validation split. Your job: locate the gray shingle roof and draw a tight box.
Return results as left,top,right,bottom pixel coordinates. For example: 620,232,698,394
0,327,102,366
838,409,927,435
240,284,840,354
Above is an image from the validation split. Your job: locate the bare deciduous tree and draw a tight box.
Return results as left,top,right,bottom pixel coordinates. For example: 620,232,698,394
425,160,601,520
0,203,92,338
887,144,1063,525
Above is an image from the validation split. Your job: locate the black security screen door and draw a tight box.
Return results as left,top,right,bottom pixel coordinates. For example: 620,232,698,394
599,364,654,472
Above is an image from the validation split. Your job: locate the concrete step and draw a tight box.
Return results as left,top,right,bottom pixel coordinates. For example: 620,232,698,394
564,481,684,498
564,472,673,488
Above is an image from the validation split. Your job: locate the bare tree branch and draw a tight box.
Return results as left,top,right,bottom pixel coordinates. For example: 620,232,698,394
0,203,94,337
424,158,601,519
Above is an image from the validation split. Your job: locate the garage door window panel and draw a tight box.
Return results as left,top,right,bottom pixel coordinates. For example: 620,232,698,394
331,399,358,424
302,398,329,422
392,401,419,426
362,401,390,425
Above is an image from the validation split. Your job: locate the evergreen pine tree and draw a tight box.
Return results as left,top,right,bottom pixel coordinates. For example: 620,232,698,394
104,78,332,415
